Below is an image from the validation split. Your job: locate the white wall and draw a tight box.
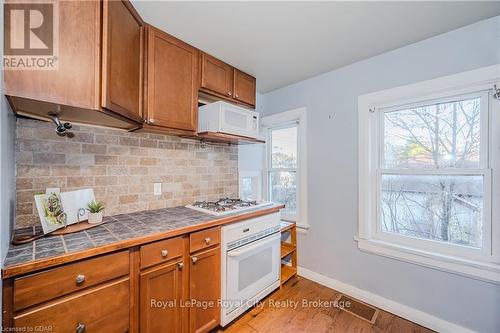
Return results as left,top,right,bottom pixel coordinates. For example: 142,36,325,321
0,1,17,326
261,16,500,332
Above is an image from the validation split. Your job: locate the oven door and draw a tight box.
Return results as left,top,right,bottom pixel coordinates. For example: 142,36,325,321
225,232,280,314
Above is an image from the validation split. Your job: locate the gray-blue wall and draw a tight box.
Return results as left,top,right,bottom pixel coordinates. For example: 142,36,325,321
262,16,500,332
0,1,17,327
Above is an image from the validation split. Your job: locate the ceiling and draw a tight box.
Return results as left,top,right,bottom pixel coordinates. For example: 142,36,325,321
132,1,500,93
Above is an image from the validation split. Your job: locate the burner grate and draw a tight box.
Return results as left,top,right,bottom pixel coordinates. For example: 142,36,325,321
191,198,258,212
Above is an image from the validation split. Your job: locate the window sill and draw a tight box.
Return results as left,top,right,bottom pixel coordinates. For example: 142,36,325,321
355,237,500,284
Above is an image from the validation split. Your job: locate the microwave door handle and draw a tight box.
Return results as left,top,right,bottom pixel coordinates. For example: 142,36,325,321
227,233,280,257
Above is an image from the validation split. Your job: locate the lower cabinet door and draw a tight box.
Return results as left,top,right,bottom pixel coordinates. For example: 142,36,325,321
190,246,221,333
14,278,129,333
140,259,185,333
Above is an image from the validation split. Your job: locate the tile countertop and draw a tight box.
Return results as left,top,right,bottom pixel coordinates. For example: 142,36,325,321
2,204,284,279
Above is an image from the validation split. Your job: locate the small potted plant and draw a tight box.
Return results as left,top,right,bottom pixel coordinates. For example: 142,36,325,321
86,201,105,224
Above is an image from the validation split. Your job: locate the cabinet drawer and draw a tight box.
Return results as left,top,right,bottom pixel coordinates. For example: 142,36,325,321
14,278,129,333
140,236,183,269
190,226,220,253
14,251,129,311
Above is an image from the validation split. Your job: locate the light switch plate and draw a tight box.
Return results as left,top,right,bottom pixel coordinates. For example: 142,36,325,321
153,183,162,196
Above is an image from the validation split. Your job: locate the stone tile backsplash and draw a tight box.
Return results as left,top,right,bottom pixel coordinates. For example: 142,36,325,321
15,118,238,228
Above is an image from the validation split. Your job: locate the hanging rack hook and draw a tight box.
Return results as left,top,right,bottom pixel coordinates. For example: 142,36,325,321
47,111,73,137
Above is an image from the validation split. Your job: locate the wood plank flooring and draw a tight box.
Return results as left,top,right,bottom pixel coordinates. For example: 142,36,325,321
215,276,434,333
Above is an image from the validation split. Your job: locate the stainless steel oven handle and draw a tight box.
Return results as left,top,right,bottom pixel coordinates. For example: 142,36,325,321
227,233,280,257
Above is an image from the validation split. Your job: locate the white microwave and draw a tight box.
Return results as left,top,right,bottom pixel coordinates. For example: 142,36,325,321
198,101,260,139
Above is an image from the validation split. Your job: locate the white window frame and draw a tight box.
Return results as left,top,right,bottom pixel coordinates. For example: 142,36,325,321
262,108,309,229
358,65,500,283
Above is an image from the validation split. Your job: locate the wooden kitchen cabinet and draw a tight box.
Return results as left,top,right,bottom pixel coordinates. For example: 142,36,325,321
140,258,186,333
189,246,221,333
13,251,129,311
143,25,199,133
4,0,143,130
199,53,257,109
101,0,144,123
14,278,130,333
200,53,234,98
233,69,257,107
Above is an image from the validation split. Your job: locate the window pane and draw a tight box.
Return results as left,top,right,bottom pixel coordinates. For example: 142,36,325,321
271,126,297,169
270,171,297,215
241,176,259,201
381,174,483,248
384,97,482,169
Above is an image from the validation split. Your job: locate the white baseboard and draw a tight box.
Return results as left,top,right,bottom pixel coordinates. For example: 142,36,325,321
297,266,476,333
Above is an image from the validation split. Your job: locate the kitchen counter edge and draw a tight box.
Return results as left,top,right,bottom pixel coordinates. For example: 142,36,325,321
1,204,285,279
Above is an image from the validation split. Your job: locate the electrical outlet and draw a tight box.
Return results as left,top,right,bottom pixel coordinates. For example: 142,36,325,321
153,183,162,196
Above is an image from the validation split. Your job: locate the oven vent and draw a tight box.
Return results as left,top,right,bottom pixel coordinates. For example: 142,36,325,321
226,225,280,251
335,294,379,324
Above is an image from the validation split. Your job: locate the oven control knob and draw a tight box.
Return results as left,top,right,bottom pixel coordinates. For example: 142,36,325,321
204,237,211,245
191,256,198,264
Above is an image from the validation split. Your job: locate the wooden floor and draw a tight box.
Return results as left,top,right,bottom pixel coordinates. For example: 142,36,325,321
215,276,434,333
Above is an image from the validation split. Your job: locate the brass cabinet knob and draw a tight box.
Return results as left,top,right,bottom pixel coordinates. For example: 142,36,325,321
191,256,198,264
178,262,184,270
161,249,169,258
235,94,239,98
75,274,85,284
204,237,211,245
227,91,232,96
76,323,86,333
149,119,155,124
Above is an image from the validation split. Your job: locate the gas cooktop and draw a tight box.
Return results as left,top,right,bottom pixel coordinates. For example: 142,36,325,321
186,198,272,216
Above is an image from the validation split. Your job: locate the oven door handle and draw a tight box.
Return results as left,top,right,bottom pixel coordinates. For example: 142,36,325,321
227,233,280,257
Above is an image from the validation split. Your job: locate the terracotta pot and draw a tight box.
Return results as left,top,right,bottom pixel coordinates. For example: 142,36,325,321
88,212,103,224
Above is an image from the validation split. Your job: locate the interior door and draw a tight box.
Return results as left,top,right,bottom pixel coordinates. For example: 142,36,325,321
225,233,280,315
190,246,221,333
146,26,199,132
233,69,256,107
140,260,184,333
201,53,233,98
101,0,144,123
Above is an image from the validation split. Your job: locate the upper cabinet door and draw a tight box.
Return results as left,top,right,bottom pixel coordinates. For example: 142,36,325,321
101,0,144,123
233,69,256,107
146,26,199,132
200,53,233,98
4,0,101,110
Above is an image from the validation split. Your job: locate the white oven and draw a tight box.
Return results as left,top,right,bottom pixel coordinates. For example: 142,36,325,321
220,213,281,326
198,101,260,139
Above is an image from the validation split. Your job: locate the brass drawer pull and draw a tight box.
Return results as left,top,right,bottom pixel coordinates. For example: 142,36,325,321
161,249,169,258
191,256,198,264
178,262,184,270
76,323,86,333
204,237,211,245
75,274,85,285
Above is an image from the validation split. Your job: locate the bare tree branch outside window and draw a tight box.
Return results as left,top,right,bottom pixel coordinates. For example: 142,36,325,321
381,98,483,248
